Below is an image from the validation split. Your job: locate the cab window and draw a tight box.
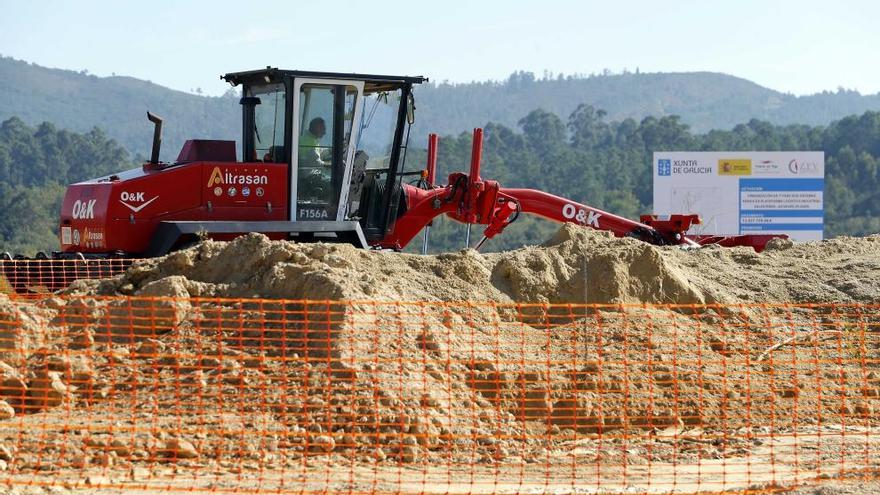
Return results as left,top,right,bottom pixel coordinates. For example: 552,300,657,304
296,84,357,220
248,83,286,162
357,90,402,171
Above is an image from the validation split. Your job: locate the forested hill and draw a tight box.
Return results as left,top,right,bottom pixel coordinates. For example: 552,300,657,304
0,56,238,161
416,71,880,137
4,55,880,157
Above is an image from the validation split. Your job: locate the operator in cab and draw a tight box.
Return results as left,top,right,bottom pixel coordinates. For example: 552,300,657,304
298,117,331,201
299,117,327,165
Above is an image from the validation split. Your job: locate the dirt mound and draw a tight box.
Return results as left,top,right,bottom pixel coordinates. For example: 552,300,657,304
62,226,880,307
64,233,503,303
493,225,880,306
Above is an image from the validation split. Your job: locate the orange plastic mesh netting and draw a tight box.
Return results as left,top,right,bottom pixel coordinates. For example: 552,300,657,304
0,295,877,494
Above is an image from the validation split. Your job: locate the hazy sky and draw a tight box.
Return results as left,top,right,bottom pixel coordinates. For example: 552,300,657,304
2,0,877,97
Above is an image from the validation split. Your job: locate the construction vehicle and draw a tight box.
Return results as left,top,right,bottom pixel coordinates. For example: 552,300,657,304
1,68,782,294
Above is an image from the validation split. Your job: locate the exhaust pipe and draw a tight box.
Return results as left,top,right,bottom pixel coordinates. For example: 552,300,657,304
147,112,164,164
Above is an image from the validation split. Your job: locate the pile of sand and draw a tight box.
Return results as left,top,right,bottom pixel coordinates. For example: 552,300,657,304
58,225,880,306
0,227,877,478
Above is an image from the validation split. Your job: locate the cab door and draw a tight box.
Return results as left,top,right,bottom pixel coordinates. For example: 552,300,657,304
290,78,364,222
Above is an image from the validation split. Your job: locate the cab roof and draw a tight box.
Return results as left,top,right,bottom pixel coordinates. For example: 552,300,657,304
222,68,427,93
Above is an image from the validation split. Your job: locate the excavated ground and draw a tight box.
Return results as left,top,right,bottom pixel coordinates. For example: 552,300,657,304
0,226,879,494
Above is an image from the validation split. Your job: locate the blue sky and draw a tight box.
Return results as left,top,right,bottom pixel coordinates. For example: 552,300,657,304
1,0,877,96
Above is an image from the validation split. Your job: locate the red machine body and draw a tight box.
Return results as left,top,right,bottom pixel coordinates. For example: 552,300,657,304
60,140,288,255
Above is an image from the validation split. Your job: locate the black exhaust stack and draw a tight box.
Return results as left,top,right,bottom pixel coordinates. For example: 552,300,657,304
147,112,164,164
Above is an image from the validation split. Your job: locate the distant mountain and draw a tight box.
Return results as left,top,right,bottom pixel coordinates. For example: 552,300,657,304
4,56,880,159
0,56,238,161
413,71,880,138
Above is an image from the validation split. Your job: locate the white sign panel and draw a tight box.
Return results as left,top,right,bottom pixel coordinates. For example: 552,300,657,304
653,152,825,241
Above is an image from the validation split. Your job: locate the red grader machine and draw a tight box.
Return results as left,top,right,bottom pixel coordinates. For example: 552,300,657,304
1,68,780,294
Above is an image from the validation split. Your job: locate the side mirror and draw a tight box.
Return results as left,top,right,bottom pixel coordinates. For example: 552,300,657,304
406,93,416,125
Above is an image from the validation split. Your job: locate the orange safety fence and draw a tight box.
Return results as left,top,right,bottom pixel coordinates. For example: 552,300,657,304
1,258,134,296
0,295,877,494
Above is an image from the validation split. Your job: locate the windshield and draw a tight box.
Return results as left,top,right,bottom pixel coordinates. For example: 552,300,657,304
357,90,402,170
248,83,286,162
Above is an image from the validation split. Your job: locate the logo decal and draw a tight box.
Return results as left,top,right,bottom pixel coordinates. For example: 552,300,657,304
214,187,222,196
242,186,250,197
658,159,672,176
207,167,269,187
788,159,819,174
119,193,159,213
256,187,265,197
754,160,781,174
82,228,105,248
208,167,224,187
718,159,752,176
71,199,97,220
562,204,601,228
663,159,713,175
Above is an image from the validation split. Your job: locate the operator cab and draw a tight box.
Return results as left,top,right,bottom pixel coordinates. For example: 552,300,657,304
222,68,425,243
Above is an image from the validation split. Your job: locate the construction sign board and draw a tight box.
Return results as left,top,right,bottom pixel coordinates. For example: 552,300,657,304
653,152,825,241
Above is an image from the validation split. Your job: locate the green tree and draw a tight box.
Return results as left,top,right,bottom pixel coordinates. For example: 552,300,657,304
0,117,131,254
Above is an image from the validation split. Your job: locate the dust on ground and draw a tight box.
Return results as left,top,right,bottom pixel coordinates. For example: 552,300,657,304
0,226,878,494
